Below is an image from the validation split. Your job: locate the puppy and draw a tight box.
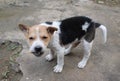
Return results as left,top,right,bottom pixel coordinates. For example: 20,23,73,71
19,16,107,73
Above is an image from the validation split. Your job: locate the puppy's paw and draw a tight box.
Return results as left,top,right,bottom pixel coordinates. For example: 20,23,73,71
78,61,86,69
45,54,53,61
54,65,63,73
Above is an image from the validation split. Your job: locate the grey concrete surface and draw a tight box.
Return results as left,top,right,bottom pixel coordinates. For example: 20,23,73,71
0,0,120,81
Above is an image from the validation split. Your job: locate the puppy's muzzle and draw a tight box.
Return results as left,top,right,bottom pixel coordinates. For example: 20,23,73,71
32,46,44,57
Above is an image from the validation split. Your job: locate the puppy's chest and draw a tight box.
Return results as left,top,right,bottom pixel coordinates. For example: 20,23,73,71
47,32,60,49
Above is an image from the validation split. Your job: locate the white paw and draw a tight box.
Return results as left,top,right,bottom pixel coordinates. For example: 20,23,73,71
78,61,86,69
45,54,53,61
54,65,63,73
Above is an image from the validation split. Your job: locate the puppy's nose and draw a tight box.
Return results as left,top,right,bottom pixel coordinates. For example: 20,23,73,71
35,46,42,52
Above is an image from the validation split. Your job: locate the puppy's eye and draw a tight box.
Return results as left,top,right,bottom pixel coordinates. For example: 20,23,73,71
42,36,48,39
29,37,34,40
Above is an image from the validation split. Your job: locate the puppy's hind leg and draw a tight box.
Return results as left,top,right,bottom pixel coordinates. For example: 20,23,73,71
78,39,93,68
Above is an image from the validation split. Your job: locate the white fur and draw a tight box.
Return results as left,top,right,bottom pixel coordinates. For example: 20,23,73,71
64,44,73,55
45,54,54,61
39,21,106,73
40,21,61,32
29,39,45,52
47,30,65,73
40,23,52,27
82,22,89,31
52,21,61,28
45,21,93,72
78,40,93,68
99,25,107,43
45,49,54,61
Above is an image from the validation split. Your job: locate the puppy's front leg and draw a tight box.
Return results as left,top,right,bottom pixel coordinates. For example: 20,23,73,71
54,48,65,73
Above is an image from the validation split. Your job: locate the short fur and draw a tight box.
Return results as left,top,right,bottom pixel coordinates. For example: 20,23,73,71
59,16,99,45
19,16,107,73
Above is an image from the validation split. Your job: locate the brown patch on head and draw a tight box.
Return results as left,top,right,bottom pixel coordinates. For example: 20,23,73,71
19,24,57,47
37,25,51,46
27,25,38,45
38,26,57,46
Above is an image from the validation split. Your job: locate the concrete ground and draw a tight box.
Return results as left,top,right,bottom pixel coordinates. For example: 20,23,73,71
0,0,120,81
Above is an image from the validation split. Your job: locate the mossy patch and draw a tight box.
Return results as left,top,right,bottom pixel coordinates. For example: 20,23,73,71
0,40,23,81
93,0,120,7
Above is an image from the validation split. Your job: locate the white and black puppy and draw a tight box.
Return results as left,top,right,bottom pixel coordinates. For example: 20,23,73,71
19,16,107,73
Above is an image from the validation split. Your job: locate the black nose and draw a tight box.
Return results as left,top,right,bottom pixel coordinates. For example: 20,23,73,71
35,46,42,52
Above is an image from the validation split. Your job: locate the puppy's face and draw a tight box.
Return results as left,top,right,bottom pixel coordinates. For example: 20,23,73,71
19,24,57,57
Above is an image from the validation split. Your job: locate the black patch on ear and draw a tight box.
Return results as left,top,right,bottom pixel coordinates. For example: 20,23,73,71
45,22,53,25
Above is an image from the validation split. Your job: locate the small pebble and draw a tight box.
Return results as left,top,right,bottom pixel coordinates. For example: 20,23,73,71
98,1,104,4
26,77,29,80
39,79,43,81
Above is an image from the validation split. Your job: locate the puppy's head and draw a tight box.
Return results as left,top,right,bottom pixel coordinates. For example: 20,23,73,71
19,24,57,57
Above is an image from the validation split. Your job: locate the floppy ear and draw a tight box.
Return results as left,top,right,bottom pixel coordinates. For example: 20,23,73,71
18,24,29,34
47,27,58,34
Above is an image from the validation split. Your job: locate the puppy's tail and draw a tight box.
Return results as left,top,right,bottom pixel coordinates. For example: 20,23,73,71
95,23,107,43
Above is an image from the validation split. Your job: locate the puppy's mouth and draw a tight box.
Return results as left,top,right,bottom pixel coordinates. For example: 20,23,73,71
32,52,44,57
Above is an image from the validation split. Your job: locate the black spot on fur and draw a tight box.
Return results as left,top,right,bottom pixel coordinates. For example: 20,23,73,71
84,22,96,42
45,22,53,25
94,22,101,28
59,16,93,45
